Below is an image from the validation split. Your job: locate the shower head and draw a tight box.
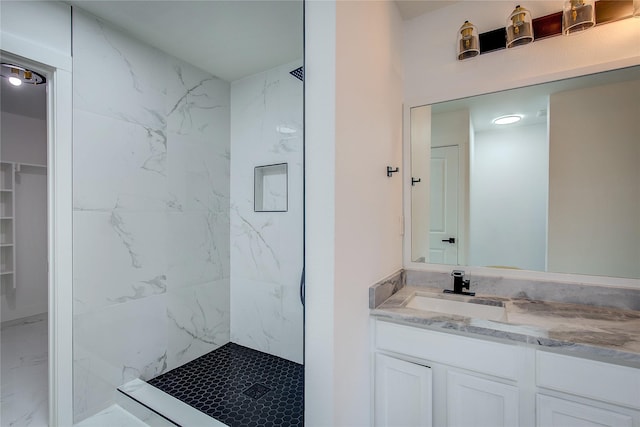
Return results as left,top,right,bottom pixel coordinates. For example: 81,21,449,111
289,66,304,82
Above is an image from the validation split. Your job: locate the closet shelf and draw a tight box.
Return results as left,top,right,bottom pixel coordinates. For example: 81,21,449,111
0,161,16,288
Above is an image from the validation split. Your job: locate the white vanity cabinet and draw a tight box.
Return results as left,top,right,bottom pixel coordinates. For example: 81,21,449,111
537,394,634,427
374,353,432,427
447,370,519,427
535,351,640,427
373,320,529,427
372,319,640,427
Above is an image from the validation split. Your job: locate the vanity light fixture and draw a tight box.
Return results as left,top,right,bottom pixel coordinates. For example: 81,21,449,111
634,0,640,17
562,0,596,34
457,20,480,60
0,63,46,86
493,115,522,125
506,5,534,48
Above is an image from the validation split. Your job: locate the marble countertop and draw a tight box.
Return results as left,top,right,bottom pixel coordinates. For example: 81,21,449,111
371,285,640,368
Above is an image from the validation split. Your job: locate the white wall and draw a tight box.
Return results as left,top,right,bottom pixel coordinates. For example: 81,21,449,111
470,123,548,271
1,112,47,165
548,79,640,279
305,0,404,424
72,9,231,421
0,112,48,322
230,60,304,364
404,1,640,107
0,1,72,69
1,2,74,424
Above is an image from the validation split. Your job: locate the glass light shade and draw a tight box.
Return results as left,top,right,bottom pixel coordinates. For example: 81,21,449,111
563,0,595,34
634,0,640,17
457,21,480,60
506,5,534,48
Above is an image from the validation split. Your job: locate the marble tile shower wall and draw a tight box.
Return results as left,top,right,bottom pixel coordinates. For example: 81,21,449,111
72,10,231,421
230,61,303,364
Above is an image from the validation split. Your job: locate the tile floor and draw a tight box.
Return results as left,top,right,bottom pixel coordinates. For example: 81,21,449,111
1,318,303,427
147,343,303,427
1,313,48,427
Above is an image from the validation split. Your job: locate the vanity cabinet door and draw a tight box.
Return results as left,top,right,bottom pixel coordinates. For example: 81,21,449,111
374,353,432,427
447,370,519,427
537,394,633,427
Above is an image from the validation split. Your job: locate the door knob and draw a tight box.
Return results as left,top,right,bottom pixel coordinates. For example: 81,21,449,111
442,237,456,244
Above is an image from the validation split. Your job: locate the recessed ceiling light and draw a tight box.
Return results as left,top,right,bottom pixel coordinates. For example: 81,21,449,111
1,63,46,86
493,115,522,125
8,76,22,86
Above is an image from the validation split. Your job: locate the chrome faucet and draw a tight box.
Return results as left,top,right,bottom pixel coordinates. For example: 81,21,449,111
445,270,475,296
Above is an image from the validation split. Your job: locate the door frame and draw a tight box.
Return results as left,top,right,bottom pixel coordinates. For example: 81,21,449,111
1,33,74,427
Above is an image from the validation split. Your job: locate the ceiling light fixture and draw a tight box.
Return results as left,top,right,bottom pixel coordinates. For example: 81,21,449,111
493,115,522,125
1,63,46,86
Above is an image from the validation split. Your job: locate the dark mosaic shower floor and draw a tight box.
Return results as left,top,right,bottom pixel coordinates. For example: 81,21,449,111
147,343,304,427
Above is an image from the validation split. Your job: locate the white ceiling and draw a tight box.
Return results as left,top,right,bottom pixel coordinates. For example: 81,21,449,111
67,0,303,82
431,65,640,132
65,0,454,82
0,0,457,122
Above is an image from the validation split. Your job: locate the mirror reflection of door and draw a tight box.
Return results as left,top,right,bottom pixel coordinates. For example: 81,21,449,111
429,146,458,264
410,106,430,262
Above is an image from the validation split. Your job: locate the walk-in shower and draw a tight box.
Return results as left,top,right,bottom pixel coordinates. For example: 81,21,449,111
68,1,305,425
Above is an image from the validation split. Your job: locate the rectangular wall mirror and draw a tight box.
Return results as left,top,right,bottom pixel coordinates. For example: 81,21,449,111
410,65,639,279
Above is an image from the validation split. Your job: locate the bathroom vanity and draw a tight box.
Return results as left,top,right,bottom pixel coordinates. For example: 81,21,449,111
369,272,640,427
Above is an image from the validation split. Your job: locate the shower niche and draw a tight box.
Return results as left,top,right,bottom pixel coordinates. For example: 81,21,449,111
254,163,288,212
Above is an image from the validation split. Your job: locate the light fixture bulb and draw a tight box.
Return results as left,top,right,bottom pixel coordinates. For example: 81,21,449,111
493,115,522,125
506,5,534,48
456,20,480,61
562,0,595,34
8,76,22,86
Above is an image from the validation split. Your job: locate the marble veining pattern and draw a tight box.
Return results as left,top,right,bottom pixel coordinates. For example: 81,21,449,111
369,269,405,309
73,404,150,427
230,60,303,364
72,9,230,423
372,285,640,367
404,269,640,311
1,313,48,427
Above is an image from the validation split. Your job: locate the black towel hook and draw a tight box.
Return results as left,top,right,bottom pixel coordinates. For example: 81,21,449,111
387,166,399,177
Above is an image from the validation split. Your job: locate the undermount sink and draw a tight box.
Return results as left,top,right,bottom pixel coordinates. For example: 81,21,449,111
406,293,508,322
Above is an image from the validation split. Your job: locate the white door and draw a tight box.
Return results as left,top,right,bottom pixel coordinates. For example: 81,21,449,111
447,370,519,427
537,395,633,427
429,145,458,264
375,353,433,427
410,106,431,263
